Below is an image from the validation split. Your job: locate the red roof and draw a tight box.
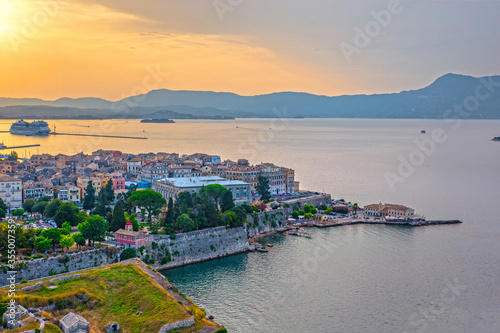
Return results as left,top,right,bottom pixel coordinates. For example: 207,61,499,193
125,220,132,226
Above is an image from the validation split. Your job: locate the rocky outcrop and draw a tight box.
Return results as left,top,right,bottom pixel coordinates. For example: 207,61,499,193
158,317,195,332
246,209,287,238
145,227,250,270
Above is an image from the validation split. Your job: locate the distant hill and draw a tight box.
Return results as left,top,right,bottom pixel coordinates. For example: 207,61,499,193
1,73,499,119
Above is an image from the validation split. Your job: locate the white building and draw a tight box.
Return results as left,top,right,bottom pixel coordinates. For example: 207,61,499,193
154,176,252,205
0,176,22,211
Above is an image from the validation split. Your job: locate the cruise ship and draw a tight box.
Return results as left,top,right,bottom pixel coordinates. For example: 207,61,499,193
10,119,51,136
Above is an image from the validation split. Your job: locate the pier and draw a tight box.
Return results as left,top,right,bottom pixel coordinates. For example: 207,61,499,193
0,144,41,150
312,219,462,228
49,132,147,140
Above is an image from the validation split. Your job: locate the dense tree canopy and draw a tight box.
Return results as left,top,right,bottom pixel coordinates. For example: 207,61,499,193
127,189,166,225
78,215,108,246
44,199,62,218
54,202,78,227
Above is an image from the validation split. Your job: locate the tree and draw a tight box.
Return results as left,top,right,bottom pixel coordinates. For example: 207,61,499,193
76,211,87,225
60,234,75,252
223,211,243,228
305,213,313,219
34,236,51,253
353,203,359,214
83,181,96,210
23,199,36,217
120,248,136,261
97,180,114,207
54,203,78,227
164,197,175,228
0,208,5,219
110,200,126,232
72,232,86,250
256,176,271,202
204,184,226,209
41,228,61,251
176,214,195,233
220,190,235,212
22,228,37,251
126,189,166,225
44,199,62,218
12,209,24,218
291,211,300,219
61,221,72,232
0,198,7,213
78,215,108,246
105,180,114,202
7,151,18,161
32,201,49,216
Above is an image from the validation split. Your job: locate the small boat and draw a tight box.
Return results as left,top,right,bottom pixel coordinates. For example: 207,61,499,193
267,244,274,247
421,130,426,134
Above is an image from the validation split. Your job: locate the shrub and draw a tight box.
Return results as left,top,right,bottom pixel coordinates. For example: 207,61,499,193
152,242,158,250
21,279,28,284
24,257,32,261
120,248,136,261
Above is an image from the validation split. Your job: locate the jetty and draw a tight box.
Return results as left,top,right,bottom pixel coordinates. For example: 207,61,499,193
0,144,41,150
313,219,462,228
49,132,147,140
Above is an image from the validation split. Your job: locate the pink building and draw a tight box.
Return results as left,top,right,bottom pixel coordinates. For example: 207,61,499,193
110,173,125,191
114,221,153,248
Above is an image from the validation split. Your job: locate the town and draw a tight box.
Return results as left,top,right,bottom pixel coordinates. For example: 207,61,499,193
0,149,448,333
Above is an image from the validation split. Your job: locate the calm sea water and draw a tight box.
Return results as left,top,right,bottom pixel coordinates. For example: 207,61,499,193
3,119,500,332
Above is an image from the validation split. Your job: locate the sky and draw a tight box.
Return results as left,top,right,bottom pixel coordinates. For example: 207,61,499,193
0,0,499,100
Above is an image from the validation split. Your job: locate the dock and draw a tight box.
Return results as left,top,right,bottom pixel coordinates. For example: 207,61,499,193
0,144,41,150
313,219,462,228
49,132,147,140
1,131,146,140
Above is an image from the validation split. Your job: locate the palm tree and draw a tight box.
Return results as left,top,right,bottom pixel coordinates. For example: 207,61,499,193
352,203,359,216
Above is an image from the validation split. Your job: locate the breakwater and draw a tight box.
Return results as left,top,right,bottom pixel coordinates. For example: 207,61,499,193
314,219,462,228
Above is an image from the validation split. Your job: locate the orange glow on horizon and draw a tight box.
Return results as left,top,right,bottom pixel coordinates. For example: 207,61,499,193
0,0,360,100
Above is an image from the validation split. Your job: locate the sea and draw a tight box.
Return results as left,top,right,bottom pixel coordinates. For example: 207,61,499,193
3,118,500,332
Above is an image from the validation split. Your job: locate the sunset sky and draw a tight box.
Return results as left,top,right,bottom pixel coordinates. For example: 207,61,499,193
0,0,499,100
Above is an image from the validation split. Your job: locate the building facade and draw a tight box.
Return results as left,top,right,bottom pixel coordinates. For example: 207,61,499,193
0,176,22,211
154,176,253,205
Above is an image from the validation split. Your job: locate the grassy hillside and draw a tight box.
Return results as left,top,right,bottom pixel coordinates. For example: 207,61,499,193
1,263,217,332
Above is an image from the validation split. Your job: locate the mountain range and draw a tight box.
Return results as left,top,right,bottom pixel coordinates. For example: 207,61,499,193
1,73,499,119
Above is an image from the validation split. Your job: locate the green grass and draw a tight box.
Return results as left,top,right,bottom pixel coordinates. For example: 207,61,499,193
3,264,190,333
44,323,63,333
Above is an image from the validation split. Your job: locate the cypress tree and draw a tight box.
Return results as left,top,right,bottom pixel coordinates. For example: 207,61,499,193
110,200,126,232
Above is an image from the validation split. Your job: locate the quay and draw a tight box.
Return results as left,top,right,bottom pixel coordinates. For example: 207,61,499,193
49,132,147,140
310,219,462,228
0,144,41,149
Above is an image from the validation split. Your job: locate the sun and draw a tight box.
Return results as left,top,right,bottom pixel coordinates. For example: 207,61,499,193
0,0,14,34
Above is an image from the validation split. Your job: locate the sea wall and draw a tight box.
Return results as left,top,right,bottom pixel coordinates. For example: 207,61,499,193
144,226,250,270
246,209,288,238
0,247,122,286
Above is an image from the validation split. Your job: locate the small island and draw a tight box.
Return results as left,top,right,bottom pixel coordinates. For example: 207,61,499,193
141,119,175,123
492,137,500,141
